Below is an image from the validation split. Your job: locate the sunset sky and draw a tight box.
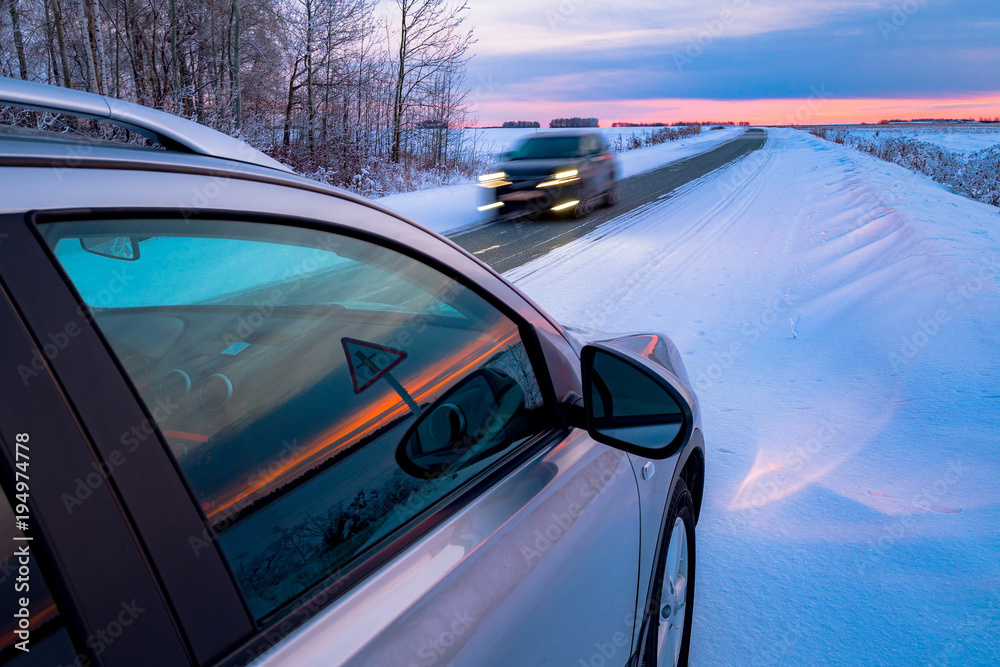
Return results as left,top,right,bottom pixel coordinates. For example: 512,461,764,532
458,0,1000,126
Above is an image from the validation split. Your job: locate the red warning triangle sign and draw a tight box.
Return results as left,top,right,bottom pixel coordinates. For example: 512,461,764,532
342,337,408,394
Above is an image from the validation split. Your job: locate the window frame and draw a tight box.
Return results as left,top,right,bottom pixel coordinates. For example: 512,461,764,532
0,260,194,666
20,205,568,664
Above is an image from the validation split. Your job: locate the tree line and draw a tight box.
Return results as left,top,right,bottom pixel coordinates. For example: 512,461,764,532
549,117,598,128
0,0,479,196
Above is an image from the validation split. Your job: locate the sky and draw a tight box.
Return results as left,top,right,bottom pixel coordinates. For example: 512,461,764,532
456,0,1000,126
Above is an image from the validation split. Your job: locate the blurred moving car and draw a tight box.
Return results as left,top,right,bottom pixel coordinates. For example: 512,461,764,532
478,131,620,219
0,78,703,667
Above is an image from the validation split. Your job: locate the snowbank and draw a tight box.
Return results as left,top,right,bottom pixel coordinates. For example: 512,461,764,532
507,128,1000,666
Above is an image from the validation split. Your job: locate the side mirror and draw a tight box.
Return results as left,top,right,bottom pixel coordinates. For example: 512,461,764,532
580,343,693,458
396,368,531,479
80,236,140,261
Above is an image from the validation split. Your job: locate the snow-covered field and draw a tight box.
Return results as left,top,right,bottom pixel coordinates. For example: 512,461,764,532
814,123,1000,154
377,126,745,235
808,124,1000,206
505,128,1000,665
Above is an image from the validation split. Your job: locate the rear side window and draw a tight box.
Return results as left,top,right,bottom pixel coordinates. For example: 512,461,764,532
43,219,554,620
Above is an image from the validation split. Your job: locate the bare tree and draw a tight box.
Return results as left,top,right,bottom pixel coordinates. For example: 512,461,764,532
6,0,29,80
390,0,472,163
0,0,482,196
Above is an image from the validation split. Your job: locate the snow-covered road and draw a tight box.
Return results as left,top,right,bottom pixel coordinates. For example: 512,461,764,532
508,128,1000,665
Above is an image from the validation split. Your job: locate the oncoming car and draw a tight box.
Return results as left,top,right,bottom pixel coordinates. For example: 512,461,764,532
478,130,619,219
0,79,704,667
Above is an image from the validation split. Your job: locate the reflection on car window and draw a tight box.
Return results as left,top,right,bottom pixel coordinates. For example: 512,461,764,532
44,219,553,621
0,488,77,665
51,233,462,319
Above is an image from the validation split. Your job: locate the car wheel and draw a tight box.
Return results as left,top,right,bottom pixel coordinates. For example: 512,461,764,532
603,181,620,207
642,478,696,667
572,196,594,219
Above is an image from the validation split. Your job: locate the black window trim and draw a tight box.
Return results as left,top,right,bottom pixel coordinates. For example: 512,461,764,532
23,206,569,664
0,273,193,666
1,212,253,664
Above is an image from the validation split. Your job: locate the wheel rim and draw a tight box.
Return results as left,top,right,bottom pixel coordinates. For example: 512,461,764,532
657,517,689,665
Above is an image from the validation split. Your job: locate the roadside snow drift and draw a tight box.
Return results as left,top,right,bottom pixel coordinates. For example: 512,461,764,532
508,128,1000,666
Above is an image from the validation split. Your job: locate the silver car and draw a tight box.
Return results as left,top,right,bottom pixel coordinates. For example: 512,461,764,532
0,79,704,667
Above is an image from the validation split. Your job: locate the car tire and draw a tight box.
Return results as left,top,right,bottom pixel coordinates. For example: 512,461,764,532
572,196,594,219
604,180,620,207
641,478,696,667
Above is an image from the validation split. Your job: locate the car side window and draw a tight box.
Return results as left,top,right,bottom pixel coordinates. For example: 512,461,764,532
587,135,604,155
42,218,555,621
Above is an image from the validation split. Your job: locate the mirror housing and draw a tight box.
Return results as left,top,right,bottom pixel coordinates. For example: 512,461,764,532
578,342,694,459
80,236,141,261
396,368,530,479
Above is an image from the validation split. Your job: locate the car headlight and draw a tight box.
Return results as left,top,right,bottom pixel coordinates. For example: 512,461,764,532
478,171,511,188
538,169,581,189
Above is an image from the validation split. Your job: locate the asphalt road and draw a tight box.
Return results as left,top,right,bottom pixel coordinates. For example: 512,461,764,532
449,128,767,274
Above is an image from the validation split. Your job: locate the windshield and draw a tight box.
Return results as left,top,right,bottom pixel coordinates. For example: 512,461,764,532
509,136,582,160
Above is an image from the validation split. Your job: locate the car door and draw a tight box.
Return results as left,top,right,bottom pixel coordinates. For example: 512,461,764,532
20,207,642,666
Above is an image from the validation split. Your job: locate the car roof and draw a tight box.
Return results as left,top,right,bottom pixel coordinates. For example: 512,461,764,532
1,132,375,196
0,77,290,172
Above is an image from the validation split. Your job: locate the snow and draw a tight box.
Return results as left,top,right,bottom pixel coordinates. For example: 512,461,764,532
911,131,1000,154
506,128,1000,665
375,127,745,236
826,125,1000,154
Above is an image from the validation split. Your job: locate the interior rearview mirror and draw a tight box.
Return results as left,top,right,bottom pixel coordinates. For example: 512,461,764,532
580,343,693,458
80,236,140,261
